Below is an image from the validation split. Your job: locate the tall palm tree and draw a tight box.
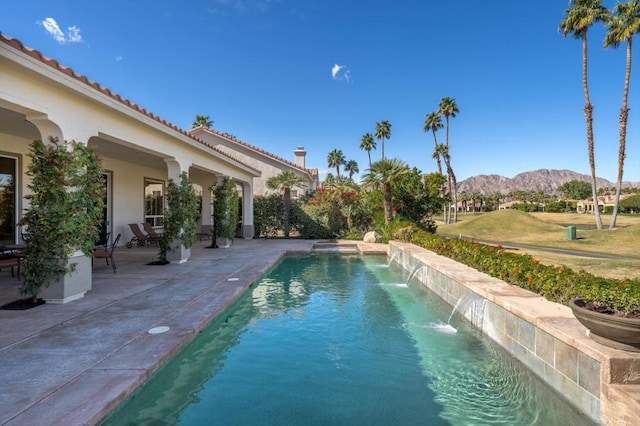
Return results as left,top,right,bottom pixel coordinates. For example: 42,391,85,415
560,0,609,230
344,160,359,180
604,0,640,229
435,143,458,224
327,149,346,178
192,115,213,128
266,171,307,237
361,158,409,223
359,133,376,168
374,120,392,160
438,97,460,223
423,112,443,175
438,97,459,149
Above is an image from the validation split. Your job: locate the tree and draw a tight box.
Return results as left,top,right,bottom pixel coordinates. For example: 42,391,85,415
435,143,458,224
361,158,409,223
423,112,443,175
161,172,198,262
267,171,307,237
391,168,442,232
437,97,460,223
560,0,609,230
359,133,376,168
374,120,392,160
558,179,593,199
327,149,346,178
620,193,640,212
344,159,359,180
192,114,213,128
604,0,640,228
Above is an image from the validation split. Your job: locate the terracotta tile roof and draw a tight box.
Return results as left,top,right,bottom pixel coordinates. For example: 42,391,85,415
0,32,260,175
192,126,312,176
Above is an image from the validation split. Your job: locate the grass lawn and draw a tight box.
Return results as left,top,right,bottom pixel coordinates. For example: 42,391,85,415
436,210,640,280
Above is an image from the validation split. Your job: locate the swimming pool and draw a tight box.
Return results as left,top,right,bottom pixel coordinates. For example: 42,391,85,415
104,255,594,425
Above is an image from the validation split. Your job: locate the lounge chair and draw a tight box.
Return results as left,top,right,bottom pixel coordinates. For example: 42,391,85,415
142,222,164,240
126,223,161,248
93,233,121,272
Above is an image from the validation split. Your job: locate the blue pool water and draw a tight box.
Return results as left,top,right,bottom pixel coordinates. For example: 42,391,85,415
104,255,595,425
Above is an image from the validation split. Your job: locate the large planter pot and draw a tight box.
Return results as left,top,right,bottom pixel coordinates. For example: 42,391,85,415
569,298,640,352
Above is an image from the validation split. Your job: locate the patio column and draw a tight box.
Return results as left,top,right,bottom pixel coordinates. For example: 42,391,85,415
164,158,191,264
241,181,254,239
25,117,94,303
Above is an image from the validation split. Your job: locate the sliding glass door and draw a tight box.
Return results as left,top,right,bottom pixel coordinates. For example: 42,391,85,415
0,156,17,245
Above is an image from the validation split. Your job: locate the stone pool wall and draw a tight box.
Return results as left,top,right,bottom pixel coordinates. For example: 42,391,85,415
389,241,640,425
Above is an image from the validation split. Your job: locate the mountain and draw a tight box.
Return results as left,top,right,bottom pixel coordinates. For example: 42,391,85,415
457,169,640,196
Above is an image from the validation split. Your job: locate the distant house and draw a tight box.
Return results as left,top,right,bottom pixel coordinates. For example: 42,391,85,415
190,127,318,198
576,194,634,214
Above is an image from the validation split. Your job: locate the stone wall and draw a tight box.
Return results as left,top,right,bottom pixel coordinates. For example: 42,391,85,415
389,241,640,425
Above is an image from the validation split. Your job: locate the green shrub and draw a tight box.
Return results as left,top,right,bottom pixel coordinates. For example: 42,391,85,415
254,194,284,238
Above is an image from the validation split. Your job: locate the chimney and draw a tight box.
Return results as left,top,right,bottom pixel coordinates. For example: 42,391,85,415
294,146,306,168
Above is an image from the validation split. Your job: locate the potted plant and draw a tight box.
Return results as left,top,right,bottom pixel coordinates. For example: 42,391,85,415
155,172,198,264
210,176,239,248
569,298,640,352
18,137,104,302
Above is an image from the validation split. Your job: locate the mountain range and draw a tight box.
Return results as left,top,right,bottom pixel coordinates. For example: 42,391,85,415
457,169,640,197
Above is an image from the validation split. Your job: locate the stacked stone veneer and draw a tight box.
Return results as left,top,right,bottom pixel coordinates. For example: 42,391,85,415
389,241,640,425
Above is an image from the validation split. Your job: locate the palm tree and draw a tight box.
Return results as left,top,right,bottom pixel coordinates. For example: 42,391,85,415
374,120,392,160
423,112,443,175
327,149,346,178
266,171,307,237
604,0,640,229
359,133,376,168
438,97,460,223
560,0,609,230
438,97,459,149
192,115,213,128
344,160,359,180
361,158,409,223
435,143,458,224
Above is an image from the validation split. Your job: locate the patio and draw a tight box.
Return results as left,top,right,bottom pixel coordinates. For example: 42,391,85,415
0,238,388,425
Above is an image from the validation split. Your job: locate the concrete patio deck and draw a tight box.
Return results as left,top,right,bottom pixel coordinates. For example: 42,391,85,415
0,239,387,425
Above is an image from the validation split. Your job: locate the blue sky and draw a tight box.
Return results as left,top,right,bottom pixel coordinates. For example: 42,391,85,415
2,0,639,183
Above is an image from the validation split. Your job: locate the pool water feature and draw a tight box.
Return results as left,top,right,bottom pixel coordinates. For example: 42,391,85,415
104,255,595,425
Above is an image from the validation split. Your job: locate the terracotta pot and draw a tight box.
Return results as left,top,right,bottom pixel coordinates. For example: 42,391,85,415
569,298,640,352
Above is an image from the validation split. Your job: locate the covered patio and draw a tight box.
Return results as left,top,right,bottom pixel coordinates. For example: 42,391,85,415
1,33,261,302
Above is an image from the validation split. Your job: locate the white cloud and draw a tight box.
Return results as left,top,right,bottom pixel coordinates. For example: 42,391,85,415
67,26,82,43
331,63,350,82
39,17,83,44
115,55,124,62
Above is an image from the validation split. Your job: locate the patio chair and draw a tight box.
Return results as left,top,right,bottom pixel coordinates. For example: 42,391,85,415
93,233,121,272
126,223,161,248
0,255,21,279
142,222,164,240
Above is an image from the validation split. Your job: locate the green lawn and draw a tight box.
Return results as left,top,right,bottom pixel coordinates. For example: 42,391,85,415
436,210,640,280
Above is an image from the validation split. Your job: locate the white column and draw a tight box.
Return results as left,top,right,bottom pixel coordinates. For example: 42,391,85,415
241,181,254,239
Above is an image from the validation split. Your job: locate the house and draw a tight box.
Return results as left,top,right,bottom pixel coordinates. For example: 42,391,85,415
189,127,318,198
0,33,261,302
576,194,634,214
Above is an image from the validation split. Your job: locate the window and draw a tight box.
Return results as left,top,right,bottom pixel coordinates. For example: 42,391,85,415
144,178,164,227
